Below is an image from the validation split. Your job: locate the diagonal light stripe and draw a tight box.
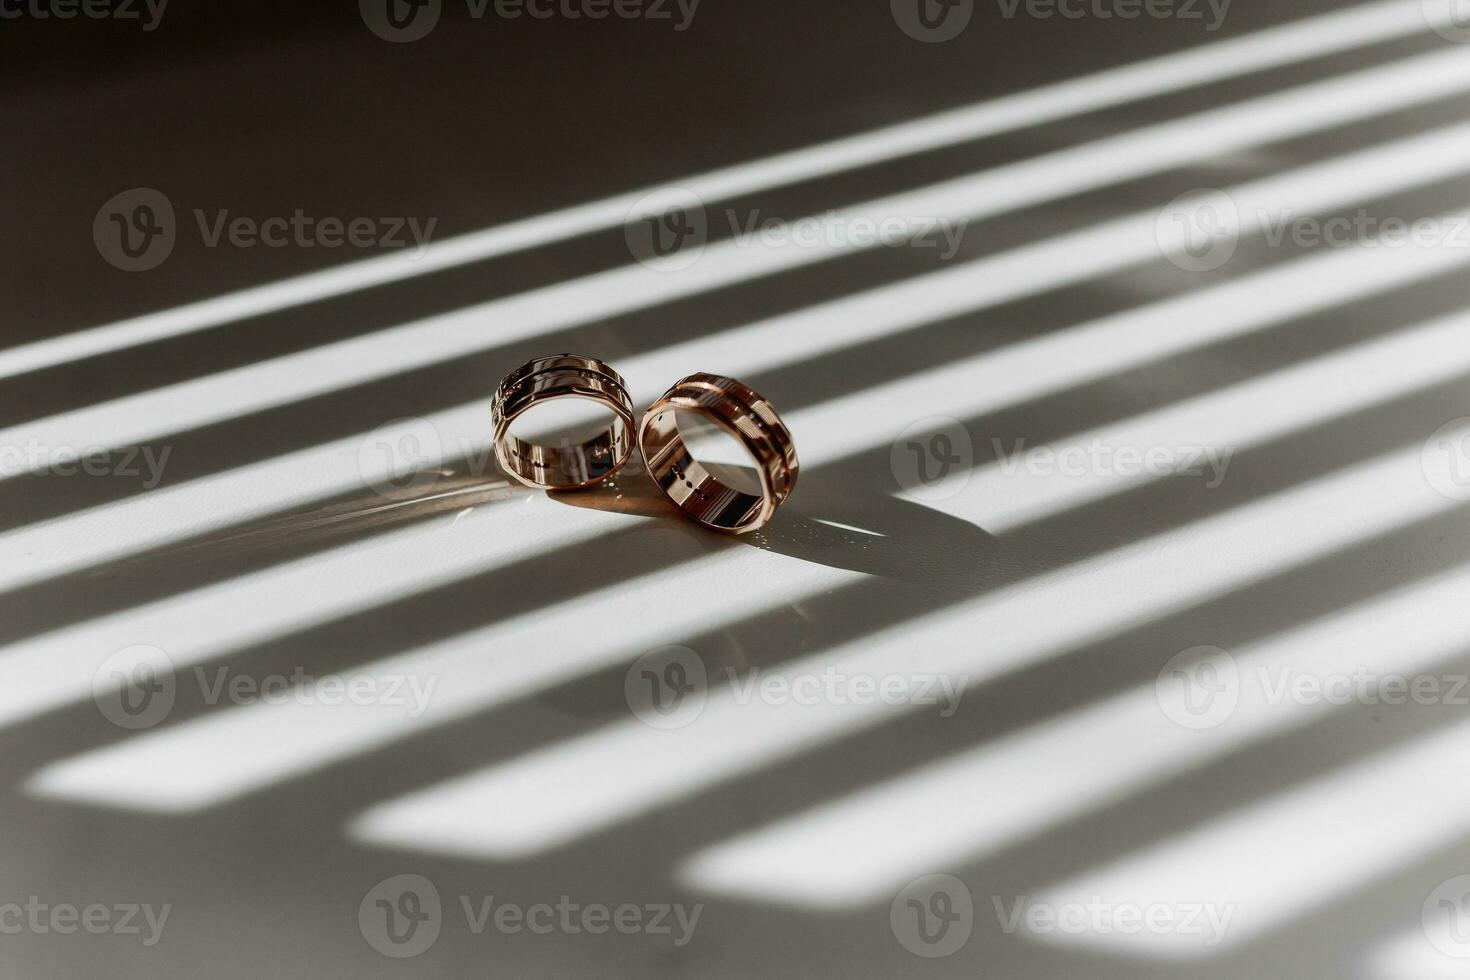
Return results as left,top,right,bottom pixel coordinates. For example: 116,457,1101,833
29,336,1465,813
1015,716,1470,957
955,311,1470,531
0,497,645,728
0,0,1445,381
7,207,1469,738
7,119,1470,592
712,121,1470,468
1368,923,1470,979
24,542,859,811
9,44,1470,470
643,211,1470,411
768,219,1470,477
678,564,1470,907
339,443,1462,859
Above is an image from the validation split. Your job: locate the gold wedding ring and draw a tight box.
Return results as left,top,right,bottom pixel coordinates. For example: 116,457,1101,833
639,373,798,534
492,354,635,490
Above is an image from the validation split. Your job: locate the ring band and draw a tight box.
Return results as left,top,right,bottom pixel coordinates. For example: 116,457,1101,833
492,354,635,490
639,373,799,534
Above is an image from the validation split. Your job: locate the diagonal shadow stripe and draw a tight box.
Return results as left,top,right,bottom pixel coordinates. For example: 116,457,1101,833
331,398,1465,857
0,118,1063,429
1219,831,1470,977
674,536,1470,905
705,654,1470,976
16,49,1470,465
18,358,1468,812
4,25,1441,430
17,124,1470,811
1002,705,1470,958
357,528,1470,896
652,518,1470,908
6,175,1467,653
976,641,1470,896
11,179,1470,725
24,502,1467,980
331,378,1461,810
2,94,1470,578
3,0,1441,380
5,206,1469,650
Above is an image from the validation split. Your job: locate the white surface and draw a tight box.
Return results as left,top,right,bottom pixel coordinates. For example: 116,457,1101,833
7,4,1470,978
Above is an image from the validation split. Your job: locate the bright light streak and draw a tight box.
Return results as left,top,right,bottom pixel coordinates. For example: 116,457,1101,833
0,0,1440,381
341,443,1456,859
1019,717,1470,957
1369,924,1470,980
0,498,632,728
6,119,1470,592
24,545,858,811
8,45,1470,471
15,250,1470,800
957,309,1470,530
678,564,1470,906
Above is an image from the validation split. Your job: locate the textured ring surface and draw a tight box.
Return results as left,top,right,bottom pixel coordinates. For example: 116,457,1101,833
639,373,799,534
491,354,635,490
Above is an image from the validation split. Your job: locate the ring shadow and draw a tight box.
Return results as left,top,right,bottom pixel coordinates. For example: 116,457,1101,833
552,456,997,583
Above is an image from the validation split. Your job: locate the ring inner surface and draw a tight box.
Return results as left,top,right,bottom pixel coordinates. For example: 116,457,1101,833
642,406,765,530
502,396,630,488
